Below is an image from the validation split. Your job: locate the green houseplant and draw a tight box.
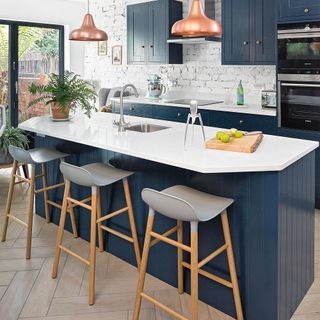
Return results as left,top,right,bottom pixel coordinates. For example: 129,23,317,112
0,126,29,164
28,71,97,120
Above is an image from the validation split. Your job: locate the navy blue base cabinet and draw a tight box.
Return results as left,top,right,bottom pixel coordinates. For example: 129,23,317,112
279,0,320,22
127,0,182,65
34,135,315,320
112,102,278,134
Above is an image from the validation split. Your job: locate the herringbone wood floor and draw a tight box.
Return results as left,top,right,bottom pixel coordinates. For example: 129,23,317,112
0,168,319,320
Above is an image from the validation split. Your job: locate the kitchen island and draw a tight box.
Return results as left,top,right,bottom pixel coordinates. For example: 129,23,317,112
19,113,318,320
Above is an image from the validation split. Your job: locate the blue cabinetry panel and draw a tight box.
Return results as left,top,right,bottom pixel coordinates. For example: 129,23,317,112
222,0,276,65
127,0,182,65
279,0,320,22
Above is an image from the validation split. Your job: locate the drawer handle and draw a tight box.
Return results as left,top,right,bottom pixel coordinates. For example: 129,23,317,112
141,45,145,48
256,40,262,45
177,113,182,117
129,107,134,111
243,41,249,46
239,120,244,124
150,45,154,48
304,8,309,13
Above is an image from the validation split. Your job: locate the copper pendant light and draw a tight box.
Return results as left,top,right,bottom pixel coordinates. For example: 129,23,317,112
172,0,222,37
69,0,108,41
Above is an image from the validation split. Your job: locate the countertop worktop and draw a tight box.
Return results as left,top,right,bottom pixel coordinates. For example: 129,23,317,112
19,112,317,174
111,96,277,117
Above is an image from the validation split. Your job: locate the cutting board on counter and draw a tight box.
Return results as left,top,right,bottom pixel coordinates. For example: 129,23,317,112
206,133,264,153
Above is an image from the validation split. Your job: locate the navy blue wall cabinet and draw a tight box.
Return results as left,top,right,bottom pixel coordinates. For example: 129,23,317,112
222,0,276,65
279,0,320,22
127,0,182,65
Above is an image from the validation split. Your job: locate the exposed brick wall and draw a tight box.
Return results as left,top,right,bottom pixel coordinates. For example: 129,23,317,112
84,0,276,102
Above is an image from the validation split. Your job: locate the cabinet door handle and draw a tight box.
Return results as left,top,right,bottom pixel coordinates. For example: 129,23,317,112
239,120,244,124
141,45,145,48
304,8,309,13
129,107,134,111
256,40,262,45
150,45,154,48
177,113,182,117
243,41,249,46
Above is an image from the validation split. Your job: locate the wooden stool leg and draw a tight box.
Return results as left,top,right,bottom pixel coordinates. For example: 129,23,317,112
52,180,70,279
133,210,155,320
221,211,244,320
177,220,184,295
42,163,51,223
68,188,78,238
26,165,36,259
1,161,18,242
123,178,141,268
89,186,98,305
190,222,199,320
96,187,104,252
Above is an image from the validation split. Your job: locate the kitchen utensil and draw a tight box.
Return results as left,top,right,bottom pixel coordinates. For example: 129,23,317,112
184,100,206,149
145,74,167,100
206,133,263,153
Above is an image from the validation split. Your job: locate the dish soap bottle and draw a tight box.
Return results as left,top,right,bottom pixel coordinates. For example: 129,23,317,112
237,80,244,105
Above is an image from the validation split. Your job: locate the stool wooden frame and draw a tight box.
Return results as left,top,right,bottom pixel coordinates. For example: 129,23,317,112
1,160,78,259
52,177,141,306
133,209,243,320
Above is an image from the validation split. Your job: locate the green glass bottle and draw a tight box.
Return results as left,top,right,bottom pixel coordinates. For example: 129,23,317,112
237,80,244,105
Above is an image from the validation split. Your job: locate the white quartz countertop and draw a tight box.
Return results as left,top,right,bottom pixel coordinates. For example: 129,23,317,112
19,113,318,174
111,96,277,117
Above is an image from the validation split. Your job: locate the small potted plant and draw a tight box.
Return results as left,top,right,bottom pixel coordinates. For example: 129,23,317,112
28,71,97,120
0,126,29,164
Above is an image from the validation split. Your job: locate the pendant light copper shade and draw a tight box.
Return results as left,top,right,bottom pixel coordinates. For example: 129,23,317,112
69,0,108,41
171,0,222,37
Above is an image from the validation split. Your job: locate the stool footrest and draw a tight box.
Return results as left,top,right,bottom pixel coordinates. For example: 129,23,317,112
69,197,92,209
35,182,65,194
198,244,228,268
100,225,134,243
59,245,90,265
97,206,128,223
141,293,188,320
67,197,92,210
7,215,28,227
182,262,233,288
13,174,30,184
151,231,191,253
150,226,178,248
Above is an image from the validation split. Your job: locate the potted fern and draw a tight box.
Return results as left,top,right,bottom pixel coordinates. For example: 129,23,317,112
0,126,29,164
28,71,97,120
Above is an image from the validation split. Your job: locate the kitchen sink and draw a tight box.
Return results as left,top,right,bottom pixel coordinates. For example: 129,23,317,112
126,123,169,133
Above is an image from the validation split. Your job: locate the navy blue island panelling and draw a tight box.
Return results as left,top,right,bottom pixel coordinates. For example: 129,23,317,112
34,135,315,320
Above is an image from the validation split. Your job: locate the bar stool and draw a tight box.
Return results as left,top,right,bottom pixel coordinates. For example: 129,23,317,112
133,185,243,320
1,145,76,259
52,162,141,305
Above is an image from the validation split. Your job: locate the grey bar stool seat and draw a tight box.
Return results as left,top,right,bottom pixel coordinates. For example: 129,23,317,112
52,162,141,306
1,145,75,260
133,185,244,320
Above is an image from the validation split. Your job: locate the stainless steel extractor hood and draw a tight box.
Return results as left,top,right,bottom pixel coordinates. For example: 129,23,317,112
167,0,221,45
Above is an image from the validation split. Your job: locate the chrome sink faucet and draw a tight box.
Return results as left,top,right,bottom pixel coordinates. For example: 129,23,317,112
115,84,139,132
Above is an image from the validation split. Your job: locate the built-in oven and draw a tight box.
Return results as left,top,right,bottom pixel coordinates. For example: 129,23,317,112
278,22,320,74
279,74,320,131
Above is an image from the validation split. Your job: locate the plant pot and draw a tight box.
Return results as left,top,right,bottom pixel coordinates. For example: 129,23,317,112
0,151,13,165
51,103,70,120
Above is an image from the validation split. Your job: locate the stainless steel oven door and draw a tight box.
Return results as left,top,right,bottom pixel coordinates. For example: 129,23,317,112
280,82,320,131
278,30,320,73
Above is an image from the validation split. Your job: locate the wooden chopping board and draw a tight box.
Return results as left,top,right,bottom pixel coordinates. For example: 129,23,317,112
206,133,264,153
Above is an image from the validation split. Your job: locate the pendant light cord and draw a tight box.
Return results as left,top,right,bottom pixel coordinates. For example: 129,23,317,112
87,0,90,14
